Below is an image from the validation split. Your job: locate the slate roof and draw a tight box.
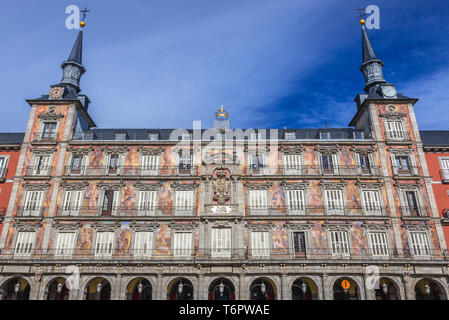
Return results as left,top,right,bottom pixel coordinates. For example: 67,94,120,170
0,133,24,144
420,130,449,146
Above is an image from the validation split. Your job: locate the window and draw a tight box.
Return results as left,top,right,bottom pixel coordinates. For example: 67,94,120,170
23,190,44,216
293,232,306,255
141,155,159,175
353,131,364,139
178,153,192,174
70,154,84,175
134,232,153,257
137,190,157,216
395,156,410,174
107,154,120,175
321,154,338,174
55,232,76,257
173,232,193,257
33,155,51,175
286,189,305,214
320,131,330,139
94,232,114,257
324,189,344,215
440,158,449,181
369,232,389,257
409,232,430,257
83,132,94,140
211,228,231,258
102,190,120,216
115,132,127,140
329,231,350,255
358,154,371,174
283,154,301,174
41,122,57,141
250,154,265,174
14,231,35,256
249,189,268,214
0,156,8,178
250,231,270,257
284,132,296,140
404,191,420,216
361,190,382,215
61,190,84,216
385,120,405,140
148,133,159,141
175,190,194,215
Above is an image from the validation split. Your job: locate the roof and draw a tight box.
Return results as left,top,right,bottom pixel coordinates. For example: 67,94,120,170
0,133,24,144
420,130,449,146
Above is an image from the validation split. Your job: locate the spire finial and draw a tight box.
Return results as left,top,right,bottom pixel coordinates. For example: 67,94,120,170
80,7,90,28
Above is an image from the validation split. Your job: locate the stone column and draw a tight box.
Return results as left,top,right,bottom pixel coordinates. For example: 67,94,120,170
402,274,414,300
239,273,245,300
280,274,288,300
321,273,330,300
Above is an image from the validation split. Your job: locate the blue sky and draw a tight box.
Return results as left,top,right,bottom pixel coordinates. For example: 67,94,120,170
1,0,449,131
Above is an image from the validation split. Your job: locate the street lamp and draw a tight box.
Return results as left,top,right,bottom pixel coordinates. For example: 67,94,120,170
14,282,20,294
57,283,63,294
178,281,184,294
301,281,307,295
260,281,266,295
424,284,431,296
96,283,102,294
137,282,143,294
218,281,224,296
381,282,388,295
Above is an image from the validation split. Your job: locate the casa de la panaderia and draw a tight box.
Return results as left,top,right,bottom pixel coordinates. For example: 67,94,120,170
0,21,448,301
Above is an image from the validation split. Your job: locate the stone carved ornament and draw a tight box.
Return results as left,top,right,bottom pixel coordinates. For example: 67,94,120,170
323,223,351,231
37,107,64,120
130,223,160,232
138,146,163,155
212,168,231,205
102,146,129,154
97,182,125,190
134,182,161,191
361,223,391,231
54,223,82,231
16,223,42,232
285,223,313,231
168,223,196,231
315,145,341,155
23,183,50,191
245,223,273,231
61,182,89,190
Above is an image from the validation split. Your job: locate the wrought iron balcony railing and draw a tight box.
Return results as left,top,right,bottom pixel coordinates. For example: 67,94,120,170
24,166,53,176
400,206,431,217
385,131,412,142
392,166,419,176
56,205,197,217
32,132,58,142
247,165,382,176
247,205,388,216
2,248,447,262
16,207,45,217
63,165,200,176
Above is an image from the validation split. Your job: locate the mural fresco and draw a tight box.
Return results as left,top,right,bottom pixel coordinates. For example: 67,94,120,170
160,147,175,175
34,224,46,255
267,149,282,175
352,222,369,256
89,147,103,175
302,147,320,175
430,224,441,257
399,226,410,257
124,146,139,175
154,224,171,256
83,182,98,214
307,181,323,214
29,105,69,142
340,146,356,175
158,183,173,215
121,183,136,215
115,223,132,256
4,224,15,253
310,221,328,255
75,224,93,256
272,223,288,255
269,182,286,214
345,181,361,214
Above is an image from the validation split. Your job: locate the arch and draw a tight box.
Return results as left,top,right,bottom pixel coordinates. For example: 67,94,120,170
250,277,276,300
84,277,111,300
208,278,236,300
126,277,152,300
373,277,400,300
167,277,194,300
415,278,447,300
291,277,319,300
333,277,360,300
46,277,70,300
0,277,31,300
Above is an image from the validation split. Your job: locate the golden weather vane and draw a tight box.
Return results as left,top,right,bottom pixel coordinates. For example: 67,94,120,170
354,5,366,26
80,7,90,28
215,105,229,119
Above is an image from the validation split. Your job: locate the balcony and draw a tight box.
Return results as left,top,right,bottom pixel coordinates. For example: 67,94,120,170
16,206,44,217
247,205,387,216
393,166,419,176
385,131,411,142
2,247,447,262
246,165,381,176
400,206,431,217
25,166,53,176
63,165,199,177
441,169,449,183
32,132,58,143
55,205,197,217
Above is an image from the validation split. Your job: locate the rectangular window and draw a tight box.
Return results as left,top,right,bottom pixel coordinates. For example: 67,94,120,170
182,133,191,140
41,122,57,141
386,120,405,140
286,189,305,214
410,232,430,257
141,155,159,175
359,154,371,174
83,132,94,140
324,189,344,215
283,154,301,174
137,190,157,216
175,190,194,215
250,231,270,257
361,190,382,215
404,191,420,216
70,154,84,175
148,133,159,141
115,132,127,140
321,154,337,174
395,156,410,174
249,189,268,214
55,232,76,257
320,131,330,139
0,156,8,178
329,231,350,255
369,232,389,257
61,190,84,216
134,231,153,258
178,154,192,174
15,231,35,256
284,132,296,140
250,154,265,174
293,231,306,255
23,190,44,216
211,228,232,258
94,232,114,257
440,158,449,181
33,155,51,175
107,154,120,174
173,232,193,257
102,190,120,216
353,131,364,139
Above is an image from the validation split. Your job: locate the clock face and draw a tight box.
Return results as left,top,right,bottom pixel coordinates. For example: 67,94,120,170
49,86,64,99
381,86,397,98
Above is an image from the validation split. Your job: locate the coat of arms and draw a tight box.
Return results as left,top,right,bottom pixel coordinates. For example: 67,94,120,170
212,168,231,205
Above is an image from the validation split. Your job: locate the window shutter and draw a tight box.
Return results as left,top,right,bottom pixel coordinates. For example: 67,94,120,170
134,232,153,257
111,190,120,215
137,191,157,216
15,232,35,255
211,228,231,258
174,232,192,257
287,189,305,214
369,232,388,257
95,232,114,257
362,190,381,215
56,233,76,256
325,190,344,215
332,154,339,174
410,232,430,256
329,231,349,255
251,231,270,257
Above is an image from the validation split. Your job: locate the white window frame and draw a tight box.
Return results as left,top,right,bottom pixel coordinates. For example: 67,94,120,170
286,189,306,215
133,231,154,258
173,232,193,257
55,232,77,257
104,153,125,175
14,231,36,257
211,227,232,258
100,189,121,216
174,190,194,216
385,119,406,141
398,188,424,217
354,152,374,175
324,189,345,215
22,190,45,216
31,154,52,176
140,154,160,175
284,132,296,140
0,155,9,179
60,189,84,216
136,190,158,216
94,231,115,258
328,230,350,256
319,153,339,175
409,231,431,258
439,157,449,182
361,190,383,216
368,231,389,258
249,153,267,175
248,188,268,215
283,154,302,175
68,152,88,175
250,231,270,258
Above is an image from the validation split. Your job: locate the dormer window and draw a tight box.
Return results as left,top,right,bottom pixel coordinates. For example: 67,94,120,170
320,131,330,140
148,132,159,141
284,132,296,140
353,131,364,139
42,122,57,141
83,132,94,140
182,133,191,140
385,120,405,140
115,132,127,141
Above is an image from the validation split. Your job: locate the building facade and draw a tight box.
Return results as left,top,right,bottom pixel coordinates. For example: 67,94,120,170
0,26,449,301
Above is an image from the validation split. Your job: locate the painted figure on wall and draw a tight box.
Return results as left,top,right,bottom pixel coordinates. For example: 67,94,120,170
34,224,46,254
76,225,93,256
83,182,98,213
269,182,286,214
160,147,175,175
272,224,288,255
352,222,368,256
158,183,173,215
89,148,103,175
307,181,323,214
154,224,171,256
303,147,319,175
121,184,136,214
124,146,139,175
115,225,132,256
345,182,361,214
310,221,328,255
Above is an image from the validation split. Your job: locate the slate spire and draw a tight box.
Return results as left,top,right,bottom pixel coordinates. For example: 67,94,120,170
60,30,86,93
360,26,386,93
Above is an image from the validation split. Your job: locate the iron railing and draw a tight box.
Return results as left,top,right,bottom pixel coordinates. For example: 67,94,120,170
16,207,45,217
24,166,53,176
246,205,388,216
32,132,58,142
393,166,419,176
63,165,200,176
385,131,412,142
400,206,431,217
55,205,197,217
